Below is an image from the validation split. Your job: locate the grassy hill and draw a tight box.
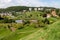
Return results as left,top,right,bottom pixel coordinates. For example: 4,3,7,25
0,20,60,40
19,20,60,40
0,25,40,40
0,11,60,40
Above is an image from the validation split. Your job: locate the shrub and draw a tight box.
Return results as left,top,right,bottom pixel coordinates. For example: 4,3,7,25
43,18,50,24
37,20,46,27
47,17,59,24
29,23,37,28
23,20,30,25
4,19,15,23
0,23,24,30
11,23,23,29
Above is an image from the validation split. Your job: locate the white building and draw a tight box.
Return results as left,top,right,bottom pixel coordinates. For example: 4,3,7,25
38,8,41,10
34,8,37,11
38,8,43,11
47,14,51,18
0,13,12,16
29,8,32,11
23,10,26,12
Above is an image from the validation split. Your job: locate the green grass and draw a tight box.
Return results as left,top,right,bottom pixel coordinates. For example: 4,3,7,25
19,20,60,40
0,21,60,40
0,26,40,40
0,28,11,40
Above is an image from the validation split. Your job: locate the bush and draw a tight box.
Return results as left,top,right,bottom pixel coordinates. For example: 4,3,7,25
37,20,46,27
43,18,50,24
47,17,59,24
23,20,30,25
11,23,23,29
0,20,5,23
0,23,24,30
4,19,15,23
29,23,37,28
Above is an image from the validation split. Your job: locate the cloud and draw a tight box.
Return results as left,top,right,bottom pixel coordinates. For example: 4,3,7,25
0,0,60,8
0,0,12,8
0,0,12,4
17,0,46,7
51,1,60,8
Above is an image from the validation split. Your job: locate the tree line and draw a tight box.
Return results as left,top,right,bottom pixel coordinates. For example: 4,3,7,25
0,6,60,13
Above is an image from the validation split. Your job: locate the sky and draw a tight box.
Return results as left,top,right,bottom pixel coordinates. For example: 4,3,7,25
0,0,60,8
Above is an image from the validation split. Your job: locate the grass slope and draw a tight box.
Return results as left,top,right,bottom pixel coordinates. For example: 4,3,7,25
0,26,40,40
0,20,60,40
19,21,60,40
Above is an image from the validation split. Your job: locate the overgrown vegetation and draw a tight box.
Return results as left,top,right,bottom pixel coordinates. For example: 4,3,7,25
0,6,60,40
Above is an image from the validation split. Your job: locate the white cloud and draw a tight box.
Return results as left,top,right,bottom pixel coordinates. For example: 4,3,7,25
0,0,60,8
17,0,46,7
0,0,12,4
0,0,12,8
51,1,60,8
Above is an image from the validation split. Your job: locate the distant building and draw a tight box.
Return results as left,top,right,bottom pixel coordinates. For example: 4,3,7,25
34,8,37,11
38,8,43,11
46,14,51,18
0,13,12,17
51,9,58,17
28,7,44,11
38,8,41,10
23,10,26,13
29,8,32,11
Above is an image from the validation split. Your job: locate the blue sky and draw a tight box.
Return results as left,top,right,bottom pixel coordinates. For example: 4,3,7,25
0,0,60,8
